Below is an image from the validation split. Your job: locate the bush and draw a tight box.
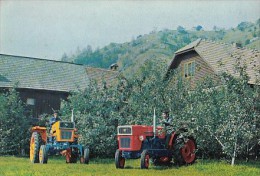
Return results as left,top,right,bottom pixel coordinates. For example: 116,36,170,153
0,88,30,155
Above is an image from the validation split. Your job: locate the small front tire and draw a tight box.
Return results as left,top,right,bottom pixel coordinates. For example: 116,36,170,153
140,150,149,169
80,147,90,164
66,148,77,163
115,149,125,169
39,145,48,164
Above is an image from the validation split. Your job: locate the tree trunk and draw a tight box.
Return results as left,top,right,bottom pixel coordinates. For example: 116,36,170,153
231,139,237,166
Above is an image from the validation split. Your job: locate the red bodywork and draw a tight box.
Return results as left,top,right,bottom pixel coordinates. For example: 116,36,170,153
117,125,174,151
116,125,196,168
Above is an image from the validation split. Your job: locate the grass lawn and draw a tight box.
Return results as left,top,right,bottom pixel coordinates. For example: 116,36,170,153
0,156,259,176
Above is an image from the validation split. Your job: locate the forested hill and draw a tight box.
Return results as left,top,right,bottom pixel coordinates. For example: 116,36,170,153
61,20,260,75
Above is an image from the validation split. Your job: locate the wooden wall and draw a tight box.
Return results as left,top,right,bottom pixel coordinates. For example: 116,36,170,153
18,89,68,119
169,51,218,87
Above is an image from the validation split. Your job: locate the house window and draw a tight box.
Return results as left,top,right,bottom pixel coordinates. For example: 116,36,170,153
26,98,35,105
184,61,195,78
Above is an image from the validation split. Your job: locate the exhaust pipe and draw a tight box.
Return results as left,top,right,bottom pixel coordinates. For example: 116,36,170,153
71,109,74,122
153,108,156,138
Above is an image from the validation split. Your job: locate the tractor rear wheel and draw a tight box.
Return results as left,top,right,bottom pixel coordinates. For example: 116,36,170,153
30,132,42,163
80,147,90,164
173,135,196,165
140,150,149,169
39,145,48,164
115,149,125,169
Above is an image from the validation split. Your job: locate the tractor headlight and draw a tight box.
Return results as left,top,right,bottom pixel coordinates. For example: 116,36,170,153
139,135,144,141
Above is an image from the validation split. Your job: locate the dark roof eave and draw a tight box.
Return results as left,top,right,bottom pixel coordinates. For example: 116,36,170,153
0,85,80,93
174,47,195,55
0,53,83,66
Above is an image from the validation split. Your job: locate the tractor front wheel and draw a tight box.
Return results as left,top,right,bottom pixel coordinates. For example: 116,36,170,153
115,149,125,169
140,150,149,169
30,132,42,163
80,147,90,164
39,145,48,164
66,148,78,163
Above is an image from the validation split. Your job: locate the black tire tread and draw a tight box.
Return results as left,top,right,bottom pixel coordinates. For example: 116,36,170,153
140,150,149,169
30,132,42,163
39,145,48,164
82,147,90,164
115,149,124,169
173,135,197,165
173,135,185,165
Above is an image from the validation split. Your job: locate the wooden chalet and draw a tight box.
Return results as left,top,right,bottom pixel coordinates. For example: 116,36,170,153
0,54,89,119
167,39,260,86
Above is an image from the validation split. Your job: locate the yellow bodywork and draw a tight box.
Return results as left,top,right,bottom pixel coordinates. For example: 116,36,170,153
51,121,76,142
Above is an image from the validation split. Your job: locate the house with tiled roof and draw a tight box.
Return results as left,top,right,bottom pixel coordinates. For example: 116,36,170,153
0,54,90,119
167,39,260,86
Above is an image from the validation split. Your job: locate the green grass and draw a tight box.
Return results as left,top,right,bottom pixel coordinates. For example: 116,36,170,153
0,156,259,176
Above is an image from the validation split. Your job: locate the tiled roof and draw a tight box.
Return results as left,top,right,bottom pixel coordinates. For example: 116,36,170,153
171,39,260,85
0,54,90,92
175,38,202,54
85,67,119,87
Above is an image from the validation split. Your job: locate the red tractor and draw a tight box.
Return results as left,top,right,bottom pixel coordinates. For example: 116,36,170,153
115,122,196,169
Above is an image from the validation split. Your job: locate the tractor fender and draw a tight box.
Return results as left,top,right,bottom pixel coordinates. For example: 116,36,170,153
168,132,177,149
31,126,47,144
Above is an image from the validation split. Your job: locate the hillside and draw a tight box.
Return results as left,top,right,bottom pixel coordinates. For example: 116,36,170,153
61,19,260,76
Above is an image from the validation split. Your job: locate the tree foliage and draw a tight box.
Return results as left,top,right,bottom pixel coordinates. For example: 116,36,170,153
177,26,187,34
61,59,259,164
61,20,260,76
0,88,30,155
195,25,203,31
237,22,254,31
61,60,170,157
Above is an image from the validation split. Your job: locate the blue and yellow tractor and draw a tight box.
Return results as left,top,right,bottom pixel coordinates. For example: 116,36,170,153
30,120,89,164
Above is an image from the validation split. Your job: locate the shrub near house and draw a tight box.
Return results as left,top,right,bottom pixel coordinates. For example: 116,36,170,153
0,88,30,155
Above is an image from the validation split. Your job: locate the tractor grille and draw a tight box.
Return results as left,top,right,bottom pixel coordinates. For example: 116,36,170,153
120,138,130,148
61,131,72,140
118,126,132,135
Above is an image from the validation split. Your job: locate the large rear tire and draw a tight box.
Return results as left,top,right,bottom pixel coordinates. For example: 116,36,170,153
173,135,196,165
30,132,42,163
39,145,48,164
115,149,125,169
140,150,149,169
